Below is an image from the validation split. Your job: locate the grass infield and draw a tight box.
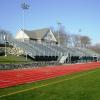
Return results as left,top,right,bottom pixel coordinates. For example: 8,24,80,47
0,68,100,100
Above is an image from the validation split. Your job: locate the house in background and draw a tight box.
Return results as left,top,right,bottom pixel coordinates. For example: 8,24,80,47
15,28,57,44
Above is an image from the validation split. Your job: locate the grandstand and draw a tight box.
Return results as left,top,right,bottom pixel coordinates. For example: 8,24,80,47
0,28,100,67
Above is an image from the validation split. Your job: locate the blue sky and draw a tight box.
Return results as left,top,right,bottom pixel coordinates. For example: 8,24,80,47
0,0,100,44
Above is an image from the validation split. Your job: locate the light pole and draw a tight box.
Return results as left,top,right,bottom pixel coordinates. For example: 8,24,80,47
21,2,30,42
21,2,30,61
4,34,7,57
77,29,82,48
57,22,62,46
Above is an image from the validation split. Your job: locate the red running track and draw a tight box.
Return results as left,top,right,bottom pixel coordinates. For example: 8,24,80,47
0,62,100,88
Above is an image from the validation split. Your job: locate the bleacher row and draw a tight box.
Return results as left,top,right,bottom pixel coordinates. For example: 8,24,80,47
7,39,100,63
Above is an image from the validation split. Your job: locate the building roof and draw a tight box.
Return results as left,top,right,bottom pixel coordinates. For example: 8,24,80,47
22,28,50,40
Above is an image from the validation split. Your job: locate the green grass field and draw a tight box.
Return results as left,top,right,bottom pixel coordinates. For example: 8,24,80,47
0,55,32,64
0,68,100,100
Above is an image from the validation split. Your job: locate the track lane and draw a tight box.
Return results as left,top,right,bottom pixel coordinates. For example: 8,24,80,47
0,62,100,88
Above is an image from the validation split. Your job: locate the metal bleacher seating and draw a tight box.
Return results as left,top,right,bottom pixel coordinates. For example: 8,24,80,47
7,39,100,63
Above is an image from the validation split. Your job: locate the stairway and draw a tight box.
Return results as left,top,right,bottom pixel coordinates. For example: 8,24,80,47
59,55,68,64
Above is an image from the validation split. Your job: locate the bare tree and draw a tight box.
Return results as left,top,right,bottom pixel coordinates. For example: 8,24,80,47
51,26,91,48
71,34,91,48
71,34,81,47
0,29,13,42
64,33,71,46
80,35,91,48
53,25,70,46
90,43,100,53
